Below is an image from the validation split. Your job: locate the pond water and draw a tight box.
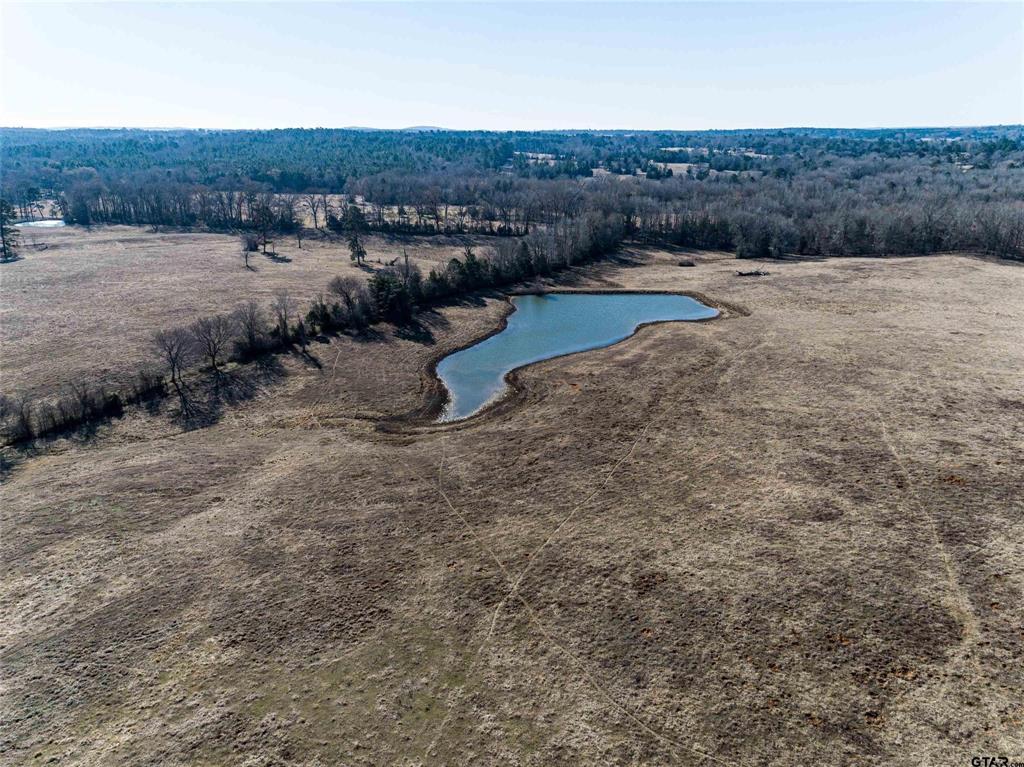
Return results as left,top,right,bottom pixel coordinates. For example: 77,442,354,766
14,219,66,228
436,292,718,421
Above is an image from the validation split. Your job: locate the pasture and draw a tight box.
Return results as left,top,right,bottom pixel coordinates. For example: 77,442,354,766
2,245,1021,765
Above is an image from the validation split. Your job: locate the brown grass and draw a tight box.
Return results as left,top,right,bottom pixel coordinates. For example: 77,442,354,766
1,225,495,399
1,245,1022,765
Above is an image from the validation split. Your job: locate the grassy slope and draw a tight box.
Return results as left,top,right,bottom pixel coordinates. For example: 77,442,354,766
1,248,1022,765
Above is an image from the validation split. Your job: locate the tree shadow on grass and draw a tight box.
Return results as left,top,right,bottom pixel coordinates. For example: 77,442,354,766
349,326,389,344
394,317,437,345
296,348,323,369
544,251,649,288
175,356,287,430
0,450,19,480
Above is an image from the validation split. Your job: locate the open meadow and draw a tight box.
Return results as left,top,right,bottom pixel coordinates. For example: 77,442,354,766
3,1,1023,762
1,225,496,399
2,241,1021,765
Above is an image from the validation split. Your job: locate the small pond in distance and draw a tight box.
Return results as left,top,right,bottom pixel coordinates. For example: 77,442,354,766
436,292,718,421
14,220,66,228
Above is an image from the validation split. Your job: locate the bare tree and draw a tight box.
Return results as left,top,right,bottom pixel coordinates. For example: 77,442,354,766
303,193,323,230
0,393,33,442
66,381,98,420
240,232,259,269
331,275,372,329
251,193,276,254
3,395,35,442
153,327,195,406
190,314,236,372
295,319,309,354
271,289,295,343
328,275,364,317
234,300,267,356
319,192,333,226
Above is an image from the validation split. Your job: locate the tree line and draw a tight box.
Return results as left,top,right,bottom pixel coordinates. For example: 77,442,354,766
2,125,1021,262
0,210,628,446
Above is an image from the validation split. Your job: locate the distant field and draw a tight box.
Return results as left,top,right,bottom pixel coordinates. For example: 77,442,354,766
0,225,496,399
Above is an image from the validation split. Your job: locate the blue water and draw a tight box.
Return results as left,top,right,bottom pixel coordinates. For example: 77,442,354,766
436,292,717,421
14,219,66,228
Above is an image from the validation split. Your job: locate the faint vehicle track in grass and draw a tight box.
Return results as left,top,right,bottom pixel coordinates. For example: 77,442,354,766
423,334,766,764
870,409,983,731
829,339,984,742
430,452,731,766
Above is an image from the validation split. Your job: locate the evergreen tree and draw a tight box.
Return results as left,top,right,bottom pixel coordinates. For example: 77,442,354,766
348,232,367,266
0,199,20,262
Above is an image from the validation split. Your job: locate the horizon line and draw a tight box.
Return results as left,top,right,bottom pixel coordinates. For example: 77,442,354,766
3,123,1022,133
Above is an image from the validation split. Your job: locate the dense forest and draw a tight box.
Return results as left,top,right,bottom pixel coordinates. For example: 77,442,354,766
1,125,1023,259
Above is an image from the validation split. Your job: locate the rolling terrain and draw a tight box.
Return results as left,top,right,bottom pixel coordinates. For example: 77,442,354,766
1,226,495,399
2,245,1022,765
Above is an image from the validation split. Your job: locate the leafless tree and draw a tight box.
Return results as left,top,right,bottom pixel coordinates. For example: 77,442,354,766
319,192,333,226
251,193,276,254
66,381,98,420
303,193,323,230
0,393,32,442
10,396,34,441
328,275,361,313
234,300,267,356
239,233,259,269
190,314,236,372
271,289,295,343
153,327,195,406
327,275,372,328
295,319,309,354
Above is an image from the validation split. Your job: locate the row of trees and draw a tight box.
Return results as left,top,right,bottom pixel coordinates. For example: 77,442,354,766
0,210,629,445
11,146,1020,261
4,126,1022,258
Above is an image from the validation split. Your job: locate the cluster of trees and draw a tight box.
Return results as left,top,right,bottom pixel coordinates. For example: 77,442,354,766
3,126,1021,261
628,166,1024,259
5,126,1020,443
34,173,580,236
0,208,629,445
0,374,159,445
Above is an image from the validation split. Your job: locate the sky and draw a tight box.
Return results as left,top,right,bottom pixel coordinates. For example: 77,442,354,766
1,2,1021,130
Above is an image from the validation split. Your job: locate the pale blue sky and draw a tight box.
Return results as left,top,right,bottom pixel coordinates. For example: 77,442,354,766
1,2,1021,130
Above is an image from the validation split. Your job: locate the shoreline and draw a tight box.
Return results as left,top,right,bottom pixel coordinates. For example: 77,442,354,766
384,288,740,431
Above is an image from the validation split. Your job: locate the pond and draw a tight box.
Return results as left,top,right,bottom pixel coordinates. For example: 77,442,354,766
14,219,66,228
436,292,718,421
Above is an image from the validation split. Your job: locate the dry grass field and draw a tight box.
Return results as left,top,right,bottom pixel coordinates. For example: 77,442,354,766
1,225,495,399
1,243,1022,765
